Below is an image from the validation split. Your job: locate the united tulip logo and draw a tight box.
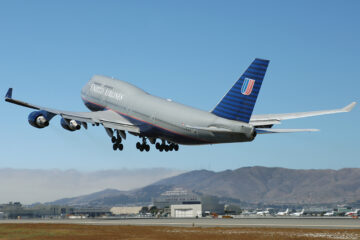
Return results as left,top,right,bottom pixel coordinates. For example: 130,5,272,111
241,78,255,95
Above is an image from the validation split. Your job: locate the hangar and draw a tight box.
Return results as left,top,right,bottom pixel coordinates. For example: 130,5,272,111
171,204,202,218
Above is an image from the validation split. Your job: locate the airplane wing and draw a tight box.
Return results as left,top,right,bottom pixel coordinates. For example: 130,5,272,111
250,102,356,127
5,88,140,133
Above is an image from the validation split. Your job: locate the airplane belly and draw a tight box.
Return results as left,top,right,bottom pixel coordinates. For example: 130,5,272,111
143,122,208,145
210,131,254,143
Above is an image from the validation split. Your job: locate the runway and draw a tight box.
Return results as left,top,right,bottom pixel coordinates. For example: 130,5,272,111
1,217,360,229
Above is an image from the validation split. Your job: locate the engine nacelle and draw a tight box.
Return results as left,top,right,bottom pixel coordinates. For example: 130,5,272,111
28,110,53,128
61,118,81,131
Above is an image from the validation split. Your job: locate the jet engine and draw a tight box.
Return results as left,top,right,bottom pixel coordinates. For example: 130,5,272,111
61,118,81,131
28,110,53,128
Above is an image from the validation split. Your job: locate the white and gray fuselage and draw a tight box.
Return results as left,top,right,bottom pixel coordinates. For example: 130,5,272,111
81,75,256,145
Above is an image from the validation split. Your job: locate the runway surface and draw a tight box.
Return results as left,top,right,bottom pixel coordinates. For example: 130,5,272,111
1,217,360,229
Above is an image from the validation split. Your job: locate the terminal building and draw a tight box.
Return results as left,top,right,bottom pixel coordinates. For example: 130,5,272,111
153,188,202,218
0,202,111,219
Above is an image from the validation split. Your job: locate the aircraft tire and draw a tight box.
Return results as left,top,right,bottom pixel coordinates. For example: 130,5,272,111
118,144,123,151
145,145,150,152
111,137,116,143
136,142,141,149
112,144,117,151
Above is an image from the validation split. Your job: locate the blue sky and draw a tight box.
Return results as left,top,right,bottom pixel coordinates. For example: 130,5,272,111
1,0,359,171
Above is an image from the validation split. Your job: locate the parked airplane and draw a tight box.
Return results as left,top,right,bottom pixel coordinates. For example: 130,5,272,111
256,210,269,216
5,59,356,152
276,208,289,216
345,209,360,216
324,211,335,216
290,209,305,217
241,210,258,216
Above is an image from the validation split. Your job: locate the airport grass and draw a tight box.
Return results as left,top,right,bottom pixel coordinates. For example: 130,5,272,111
0,224,360,240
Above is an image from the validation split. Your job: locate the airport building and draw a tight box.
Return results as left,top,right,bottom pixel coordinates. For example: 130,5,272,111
153,188,201,209
110,206,143,216
170,204,202,218
153,188,203,218
0,202,111,219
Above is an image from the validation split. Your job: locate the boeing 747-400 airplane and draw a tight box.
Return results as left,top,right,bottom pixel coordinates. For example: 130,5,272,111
5,59,356,152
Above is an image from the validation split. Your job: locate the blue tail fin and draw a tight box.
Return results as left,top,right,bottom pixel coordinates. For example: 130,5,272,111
211,58,269,123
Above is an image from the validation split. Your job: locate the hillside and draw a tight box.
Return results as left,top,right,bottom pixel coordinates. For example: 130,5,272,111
154,167,360,204
48,166,360,206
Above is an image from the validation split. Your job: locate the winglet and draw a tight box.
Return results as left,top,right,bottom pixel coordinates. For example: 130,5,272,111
5,88,13,99
343,102,356,112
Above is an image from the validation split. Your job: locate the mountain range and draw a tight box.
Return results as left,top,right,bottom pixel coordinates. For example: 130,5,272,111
48,166,360,207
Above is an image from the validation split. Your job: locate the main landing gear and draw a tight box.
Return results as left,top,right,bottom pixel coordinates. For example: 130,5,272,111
155,140,179,152
111,133,124,151
135,138,179,152
136,137,150,152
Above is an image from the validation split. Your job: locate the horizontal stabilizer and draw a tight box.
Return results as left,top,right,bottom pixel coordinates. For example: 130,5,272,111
256,128,319,134
251,102,356,127
343,102,356,112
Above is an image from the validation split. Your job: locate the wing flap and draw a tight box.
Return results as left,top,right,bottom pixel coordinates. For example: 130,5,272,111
61,111,141,133
102,121,140,133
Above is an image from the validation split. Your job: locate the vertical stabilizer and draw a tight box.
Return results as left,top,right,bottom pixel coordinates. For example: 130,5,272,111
212,58,269,123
